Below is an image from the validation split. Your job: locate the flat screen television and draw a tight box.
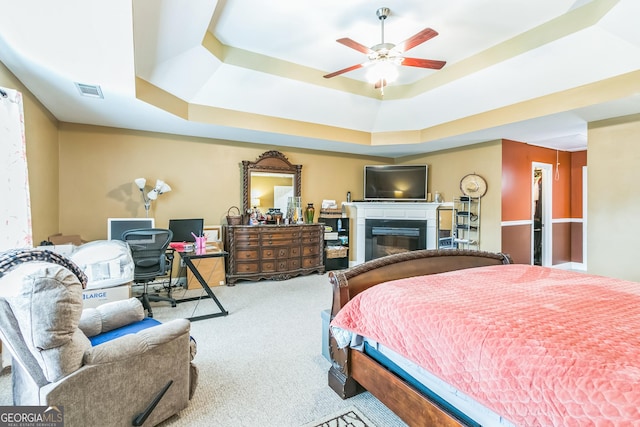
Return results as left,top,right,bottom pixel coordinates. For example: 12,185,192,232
364,165,428,201
107,218,155,240
168,218,204,242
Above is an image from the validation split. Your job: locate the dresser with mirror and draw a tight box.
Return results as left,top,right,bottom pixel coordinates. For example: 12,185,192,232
225,151,324,284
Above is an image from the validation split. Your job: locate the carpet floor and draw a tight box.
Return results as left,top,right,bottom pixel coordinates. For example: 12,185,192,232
0,273,407,427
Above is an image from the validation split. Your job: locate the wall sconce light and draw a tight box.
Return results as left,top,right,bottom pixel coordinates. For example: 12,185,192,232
134,178,172,217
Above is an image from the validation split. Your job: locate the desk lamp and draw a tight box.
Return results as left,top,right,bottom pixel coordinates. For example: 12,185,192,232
134,178,172,217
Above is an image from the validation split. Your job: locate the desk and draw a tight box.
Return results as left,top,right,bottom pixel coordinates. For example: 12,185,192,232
175,248,229,321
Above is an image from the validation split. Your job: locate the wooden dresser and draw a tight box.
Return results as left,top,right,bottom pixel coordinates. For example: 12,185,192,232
224,224,325,284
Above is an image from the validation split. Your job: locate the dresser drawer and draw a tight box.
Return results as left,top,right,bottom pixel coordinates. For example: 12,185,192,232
301,235,321,244
235,238,260,248
236,249,259,260
290,247,301,257
261,248,275,259
301,228,321,237
261,229,299,240
302,245,320,256
236,262,259,273
261,247,290,259
302,256,321,268
288,258,301,270
233,230,260,240
261,236,299,246
261,260,276,272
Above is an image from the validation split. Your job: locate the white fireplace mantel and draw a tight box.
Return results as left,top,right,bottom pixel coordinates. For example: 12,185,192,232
345,202,441,266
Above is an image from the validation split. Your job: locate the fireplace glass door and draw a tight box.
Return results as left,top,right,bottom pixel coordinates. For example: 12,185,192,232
365,219,427,261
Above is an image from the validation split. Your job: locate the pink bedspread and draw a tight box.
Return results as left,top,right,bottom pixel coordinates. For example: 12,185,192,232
330,264,640,426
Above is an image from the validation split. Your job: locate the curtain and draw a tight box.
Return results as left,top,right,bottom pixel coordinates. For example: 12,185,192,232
0,87,32,250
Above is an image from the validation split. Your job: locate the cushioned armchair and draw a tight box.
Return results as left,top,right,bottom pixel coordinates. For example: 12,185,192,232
0,250,197,427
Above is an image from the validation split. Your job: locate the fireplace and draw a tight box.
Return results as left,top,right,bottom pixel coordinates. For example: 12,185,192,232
345,202,440,266
365,219,427,261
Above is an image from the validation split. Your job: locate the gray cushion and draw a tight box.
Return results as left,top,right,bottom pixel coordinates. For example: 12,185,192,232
79,297,144,337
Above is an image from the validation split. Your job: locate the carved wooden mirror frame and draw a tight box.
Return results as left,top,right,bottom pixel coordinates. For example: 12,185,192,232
242,151,302,213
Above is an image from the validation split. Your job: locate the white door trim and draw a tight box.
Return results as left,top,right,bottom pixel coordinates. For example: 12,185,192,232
582,165,587,270
532,162,553,266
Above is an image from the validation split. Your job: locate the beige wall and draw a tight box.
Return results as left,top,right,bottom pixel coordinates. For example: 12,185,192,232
0,62,59,245
57,123,390,241
397,140,503,252
588,113,640,281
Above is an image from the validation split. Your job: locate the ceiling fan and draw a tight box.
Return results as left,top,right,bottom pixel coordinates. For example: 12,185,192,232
323,7,446,91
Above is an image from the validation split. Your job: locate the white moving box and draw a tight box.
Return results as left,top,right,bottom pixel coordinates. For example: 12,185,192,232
70,240,135,308
82,283,132,308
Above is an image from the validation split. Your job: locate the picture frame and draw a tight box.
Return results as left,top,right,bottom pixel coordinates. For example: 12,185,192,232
203,225,222,243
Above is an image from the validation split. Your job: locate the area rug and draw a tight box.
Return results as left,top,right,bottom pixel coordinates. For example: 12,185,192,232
302,406,377,427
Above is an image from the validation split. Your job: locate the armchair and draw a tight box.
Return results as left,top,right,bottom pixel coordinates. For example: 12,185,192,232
0,249,196,426
121,228,176,317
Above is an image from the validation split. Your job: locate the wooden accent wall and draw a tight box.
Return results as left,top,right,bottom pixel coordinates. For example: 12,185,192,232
571,151,587,219
552,222,571,264
501,224,531,264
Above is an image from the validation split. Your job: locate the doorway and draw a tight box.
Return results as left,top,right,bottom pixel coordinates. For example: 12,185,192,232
532,163,552,266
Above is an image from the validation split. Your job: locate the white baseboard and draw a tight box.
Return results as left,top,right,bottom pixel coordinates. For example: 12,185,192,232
553,262,586,271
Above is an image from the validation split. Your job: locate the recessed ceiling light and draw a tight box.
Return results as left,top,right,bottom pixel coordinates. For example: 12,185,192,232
75,82,103,99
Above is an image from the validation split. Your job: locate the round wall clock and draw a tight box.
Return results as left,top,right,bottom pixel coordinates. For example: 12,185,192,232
460,173,487,197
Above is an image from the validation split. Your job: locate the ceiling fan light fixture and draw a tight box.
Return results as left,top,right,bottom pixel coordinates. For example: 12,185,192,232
366,61,399,85
324,7,445,89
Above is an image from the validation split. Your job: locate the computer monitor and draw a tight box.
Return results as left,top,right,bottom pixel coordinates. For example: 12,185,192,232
168,218,204,242
107,218,155,241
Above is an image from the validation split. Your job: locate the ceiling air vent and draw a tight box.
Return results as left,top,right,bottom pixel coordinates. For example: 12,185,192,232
75,82,103,99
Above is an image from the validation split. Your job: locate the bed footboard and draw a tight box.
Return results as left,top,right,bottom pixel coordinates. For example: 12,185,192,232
327,249,511,425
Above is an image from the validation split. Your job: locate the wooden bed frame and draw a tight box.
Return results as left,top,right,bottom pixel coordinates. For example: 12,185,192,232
327,249,512,426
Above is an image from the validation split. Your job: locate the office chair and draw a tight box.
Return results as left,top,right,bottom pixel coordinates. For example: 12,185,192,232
122,228,176,317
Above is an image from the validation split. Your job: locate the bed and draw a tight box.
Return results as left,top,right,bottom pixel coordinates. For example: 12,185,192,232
327,249,640,426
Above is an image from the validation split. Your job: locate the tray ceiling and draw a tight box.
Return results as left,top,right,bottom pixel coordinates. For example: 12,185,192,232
1,0,640,157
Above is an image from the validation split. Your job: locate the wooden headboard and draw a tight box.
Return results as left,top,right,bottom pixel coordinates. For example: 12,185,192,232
328,249,512,317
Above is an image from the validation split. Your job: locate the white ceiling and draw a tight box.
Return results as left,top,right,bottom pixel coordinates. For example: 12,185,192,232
1,0,639,158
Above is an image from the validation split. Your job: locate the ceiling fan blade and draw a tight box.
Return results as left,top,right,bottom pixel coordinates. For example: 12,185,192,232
336,38,374,54
323,63,365,79
401,57,446,70
397,28,438,52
